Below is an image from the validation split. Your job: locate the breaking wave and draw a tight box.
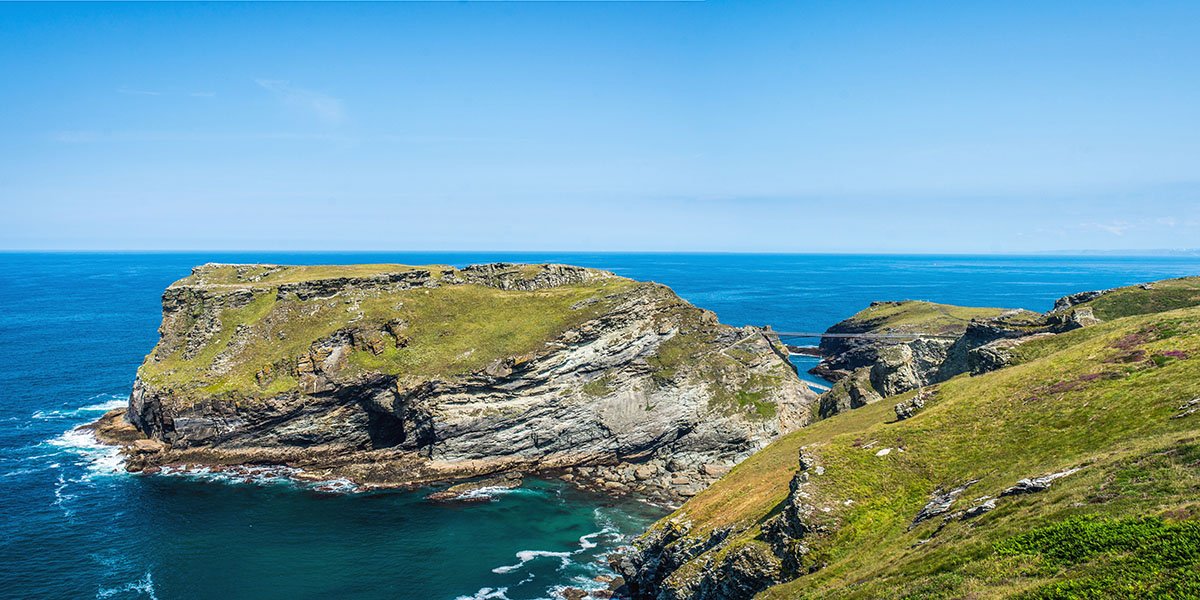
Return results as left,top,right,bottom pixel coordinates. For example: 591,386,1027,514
491,550,574,574
47,427,125,478
32,394,128,421
156,464,362,494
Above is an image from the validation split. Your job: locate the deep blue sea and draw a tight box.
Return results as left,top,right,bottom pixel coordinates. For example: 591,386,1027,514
3,252,1200,600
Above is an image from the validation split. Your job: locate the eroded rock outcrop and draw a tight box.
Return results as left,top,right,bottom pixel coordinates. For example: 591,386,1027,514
619,448,827,599
810,289,1122,419
818,367,881,419
95,262,816,501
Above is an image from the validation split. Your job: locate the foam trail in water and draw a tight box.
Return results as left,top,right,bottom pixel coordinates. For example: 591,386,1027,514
455,486,518,501
53,473,74,518
156,464,362,494
33,395,128,420
96,571,158,600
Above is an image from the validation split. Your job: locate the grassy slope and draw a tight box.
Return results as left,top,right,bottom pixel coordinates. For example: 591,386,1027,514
844,301,1029,334
1075,276,1200,322
655,303,1200,599
138,265,640,398
136,264,795,424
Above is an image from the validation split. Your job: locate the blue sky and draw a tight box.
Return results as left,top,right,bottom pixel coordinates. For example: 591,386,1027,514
1,1,1197,252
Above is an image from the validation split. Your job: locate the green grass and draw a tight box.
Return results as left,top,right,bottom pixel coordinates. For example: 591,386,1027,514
848,301,1015,334
582,374,614,398
996,516,1200,599
137,263,800,416
183,263,445,286
645,301,1200,599
1074,277,1200,321
140,268,641,399
647,330,709,382
710,373,783,420
344,282,634,379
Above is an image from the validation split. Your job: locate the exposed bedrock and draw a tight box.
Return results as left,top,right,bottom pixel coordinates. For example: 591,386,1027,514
810,292,1115,419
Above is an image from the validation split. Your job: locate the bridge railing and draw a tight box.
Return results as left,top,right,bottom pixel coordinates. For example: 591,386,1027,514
769,331,960,340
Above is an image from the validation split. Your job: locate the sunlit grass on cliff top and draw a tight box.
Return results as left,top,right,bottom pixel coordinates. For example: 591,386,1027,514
135,263,796,422
141,263,646,397
140,279,639,397
848,301,1012,333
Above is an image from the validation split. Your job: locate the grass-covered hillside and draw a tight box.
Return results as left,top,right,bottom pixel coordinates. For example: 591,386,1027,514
634,285,1200,599
834,301,1026,334
139,262,638,399
136,262,807,428
1066,276,1200,322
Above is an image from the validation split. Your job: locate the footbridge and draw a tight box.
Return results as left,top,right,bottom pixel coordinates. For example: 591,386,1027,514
768,330,960,341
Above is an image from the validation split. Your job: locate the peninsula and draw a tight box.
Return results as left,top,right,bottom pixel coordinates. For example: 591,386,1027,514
619,276,1200,598
91,262,816,501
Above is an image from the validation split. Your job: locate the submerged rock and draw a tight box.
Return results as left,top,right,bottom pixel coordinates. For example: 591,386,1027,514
426,472,523,501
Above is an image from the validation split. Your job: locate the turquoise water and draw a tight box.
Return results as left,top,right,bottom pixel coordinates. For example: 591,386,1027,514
3,252,1200,599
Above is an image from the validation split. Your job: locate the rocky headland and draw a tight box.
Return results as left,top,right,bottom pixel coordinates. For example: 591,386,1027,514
617,276,1200,599
808,282,1156,419
91,262,816,503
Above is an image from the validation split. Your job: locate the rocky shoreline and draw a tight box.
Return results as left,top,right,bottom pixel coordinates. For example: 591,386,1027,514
90,405,745,508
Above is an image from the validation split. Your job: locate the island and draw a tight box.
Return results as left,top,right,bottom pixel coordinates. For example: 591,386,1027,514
91,262,815,502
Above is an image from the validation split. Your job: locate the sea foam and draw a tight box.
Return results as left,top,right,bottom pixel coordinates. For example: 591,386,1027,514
454,586,509,600
491,550,574,574
96,571,159,600
47,427,125,478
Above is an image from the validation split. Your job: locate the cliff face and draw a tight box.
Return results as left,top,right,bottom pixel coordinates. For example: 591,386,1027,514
810,301,1046,414
102,262,816,499
619,277,1200,599
808,288,1148,419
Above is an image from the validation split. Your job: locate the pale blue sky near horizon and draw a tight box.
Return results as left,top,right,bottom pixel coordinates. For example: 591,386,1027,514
1,1,1197,253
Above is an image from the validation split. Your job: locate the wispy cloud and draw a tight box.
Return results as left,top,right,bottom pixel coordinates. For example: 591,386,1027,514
255,79,344,124
1084,221,1132,236
47,130,512,147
